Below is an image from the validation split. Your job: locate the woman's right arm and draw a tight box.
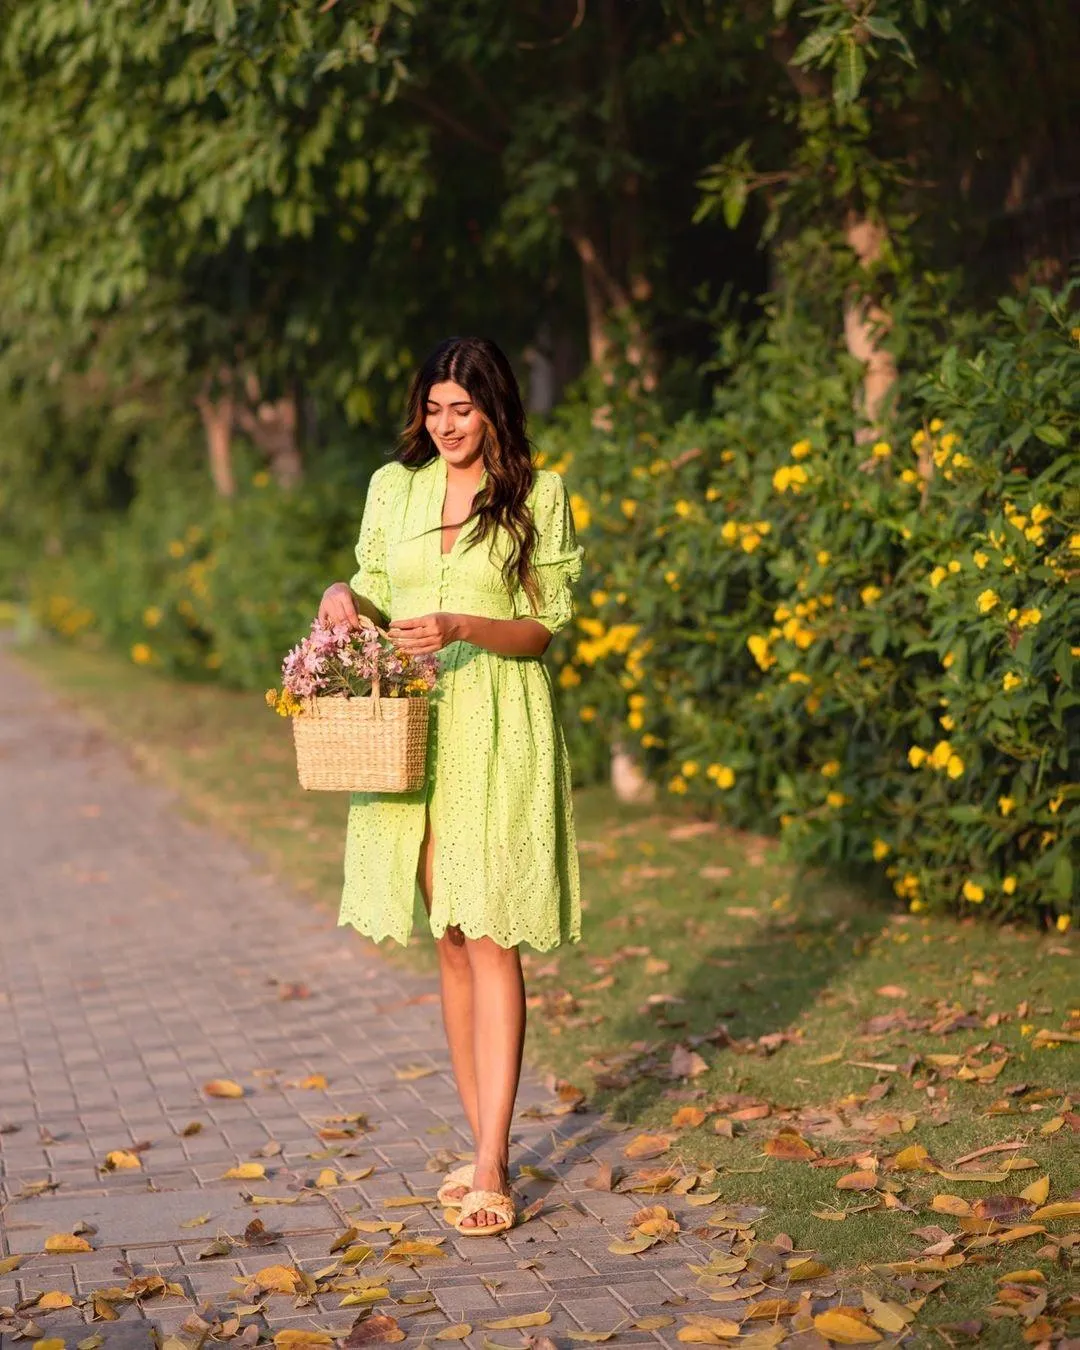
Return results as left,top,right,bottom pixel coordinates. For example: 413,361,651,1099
318,582,385,629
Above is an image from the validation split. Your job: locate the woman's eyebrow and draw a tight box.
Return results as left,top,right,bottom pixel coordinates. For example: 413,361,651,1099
426,399,473,408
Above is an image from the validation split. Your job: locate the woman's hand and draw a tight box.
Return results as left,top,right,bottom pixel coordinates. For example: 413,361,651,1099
387,612,466,655
318,582,361,629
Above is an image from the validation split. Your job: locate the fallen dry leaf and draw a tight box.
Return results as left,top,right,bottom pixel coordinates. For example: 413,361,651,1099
344,1316,405,1346
763,1130,817,1162
223,1163,266,1180
435,1326,472,1341
931,1194,972,1217
483,1311,552,1330
44,1234,93,1253
102,1150,141,1171
36,1291,75,1309
672,1106,707,1129
1019,1175,1050,1205
836,1171,879,1191
273,1332,334,1349
203,1079,244,1099
1030,1201,1080,1220
813,1309,882,1343
623,1132,673,1160
251,1264,303,1294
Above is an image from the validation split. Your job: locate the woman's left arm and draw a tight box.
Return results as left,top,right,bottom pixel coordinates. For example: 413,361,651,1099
387,612,551,659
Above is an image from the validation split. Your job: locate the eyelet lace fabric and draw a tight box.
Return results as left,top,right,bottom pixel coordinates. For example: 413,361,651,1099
338,457,584,951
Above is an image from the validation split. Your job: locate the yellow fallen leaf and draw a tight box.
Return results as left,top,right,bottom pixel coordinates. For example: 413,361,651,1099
1040,1116,1065,1135
686,1191,722,1206
608,1234,657,1254
624,1133,673,1160
997,1269,1045,1284
892,1145,934,1172
931,1194,972,1217
385,1240,446,1260
812,1209,847,1222
297,1074,328,1090
394,1064,436,1081
1031,1028,1080,1047
1030,1202,1080,1220
935,1170,1009,1183
566,1333,617,1344
340,1245,374,1265
672,1106,707,1129
995,1224,1047,1243
435,1327,472,1341
203,1078,244,1098
315,1169,339,1188
353,1220,405,1234
813,1309,882,1343
483,1312,552,1330
678,1317,742,1341
103,1150,142,1171
223,1163,266,1180
836,1171,878,1191
31,1340,67,1350
36,1291,75,1309
44,1234,92,1253
179,1213,211,1228
273,1333,334,1349
252,1264,303,1293
746,1299,800,1320
786,1258,831,1281
1020,1175,1050,1205
381,1194,438,1207
0,1256,23,1274
340,1288,390,1306
998,1156,1038,1172
633,1316,675,1330
860,1292,913,1333
763,1130,817,1162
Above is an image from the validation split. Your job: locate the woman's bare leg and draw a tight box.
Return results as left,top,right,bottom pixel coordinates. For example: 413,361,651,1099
417,813,480,1202
457,934,525,1228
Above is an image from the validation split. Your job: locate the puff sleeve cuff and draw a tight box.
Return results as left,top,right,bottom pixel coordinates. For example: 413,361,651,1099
349,466,393,617
513,471,584,635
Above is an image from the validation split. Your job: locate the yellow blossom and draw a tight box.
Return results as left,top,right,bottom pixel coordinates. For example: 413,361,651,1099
872,838,890,861
740,531,762,553
1057,914,1072,932
627,710,644,730
788,671,811,684
265,688,278,708
1049,793,1063,814
947,560,961,573
816,549,831,566
946,754,965,779
674,499,692,518
720,520,739,544
578,616,604,637
973,550,988,569
131,643,153,665
1030,503,1051,524
909,899,926,913
976,589,999,614
1002,671,1022,692
999,796,1015,815
569,493,591,531
705,485,721,501
1018,607,1041,628
1003,875,1017,894
668,775,688,795
821,760,840,778
579,705,596,722
664,570,679,588
167,539,185,559
951,452,971,469
790,439,812,459
826,790,847,808
747,634,775,670
641,732,663,748
681,760,699,778
1007,607,1018,621
962,879,985,903
590,590,609,607
1024,524,1045,544
559,665,581,689
1069,533,1080,554
205,652,222,670
707,764,735,789
929,418,944,432
911,429,927,449
252,471,270,488
942,651,955,669
939,431,958,452
871,441,891,458
939,714,955,731
860,584,882,605
929,739,953,770
143,606,163,628
773,463,809,493
1020,1023,1034,1036
908,746,927,768
621,498,637,519
900,468,919,484
720,449,736,463
929,566,947,589
628,693,646,709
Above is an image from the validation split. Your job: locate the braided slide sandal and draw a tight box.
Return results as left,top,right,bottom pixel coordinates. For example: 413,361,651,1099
454,1188,516,1236
436,1163,475,1208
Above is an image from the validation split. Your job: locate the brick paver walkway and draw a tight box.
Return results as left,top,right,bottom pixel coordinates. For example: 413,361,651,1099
0,651,724,1349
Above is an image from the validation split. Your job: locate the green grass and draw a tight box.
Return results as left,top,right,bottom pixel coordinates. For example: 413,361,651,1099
14,638,1080,1347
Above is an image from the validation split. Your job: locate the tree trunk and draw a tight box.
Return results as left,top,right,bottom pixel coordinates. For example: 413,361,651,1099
236,375,304,488
195,385,236,499
611,741,656,804
842,213,899,440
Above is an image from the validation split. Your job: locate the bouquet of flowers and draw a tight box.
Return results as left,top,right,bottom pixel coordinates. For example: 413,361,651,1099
265,618,439,717
268,617,438,793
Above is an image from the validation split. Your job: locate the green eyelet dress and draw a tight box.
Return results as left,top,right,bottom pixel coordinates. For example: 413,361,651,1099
338,456,584,951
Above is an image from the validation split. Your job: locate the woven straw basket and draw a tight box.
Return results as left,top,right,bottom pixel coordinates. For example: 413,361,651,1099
292,686,429,792
291,615,430,792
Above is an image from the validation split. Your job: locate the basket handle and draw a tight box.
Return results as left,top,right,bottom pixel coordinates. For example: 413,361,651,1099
357,613,384,720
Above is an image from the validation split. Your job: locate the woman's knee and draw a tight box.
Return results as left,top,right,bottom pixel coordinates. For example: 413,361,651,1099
435,924,470,967
465,933,520,966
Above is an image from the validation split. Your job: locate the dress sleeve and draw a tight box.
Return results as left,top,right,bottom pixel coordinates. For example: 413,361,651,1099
349,466,393,617
513,471,584,635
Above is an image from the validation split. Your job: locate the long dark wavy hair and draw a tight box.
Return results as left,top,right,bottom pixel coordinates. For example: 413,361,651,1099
395,336,540,612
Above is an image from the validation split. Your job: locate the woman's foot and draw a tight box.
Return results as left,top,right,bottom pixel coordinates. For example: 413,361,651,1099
456,1159,510,1229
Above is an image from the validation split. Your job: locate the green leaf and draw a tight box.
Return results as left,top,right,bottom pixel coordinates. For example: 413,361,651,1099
1051,852,1074,902
833,39,866,106
1033,424,1066,447
790,28,838,67
773,0,797,18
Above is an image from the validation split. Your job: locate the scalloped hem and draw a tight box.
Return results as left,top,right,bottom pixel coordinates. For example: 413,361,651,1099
337,909,581,953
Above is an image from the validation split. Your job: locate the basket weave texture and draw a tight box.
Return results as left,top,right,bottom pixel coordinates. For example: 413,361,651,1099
292,690,430,792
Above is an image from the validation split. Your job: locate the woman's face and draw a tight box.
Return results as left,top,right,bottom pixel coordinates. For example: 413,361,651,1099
425,380,487,469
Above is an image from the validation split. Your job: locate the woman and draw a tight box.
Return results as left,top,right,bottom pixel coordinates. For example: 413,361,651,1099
318,336,583,1237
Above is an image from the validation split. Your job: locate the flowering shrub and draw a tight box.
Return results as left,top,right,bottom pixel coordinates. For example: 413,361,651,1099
544,284,1080,925
266,618,438,716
